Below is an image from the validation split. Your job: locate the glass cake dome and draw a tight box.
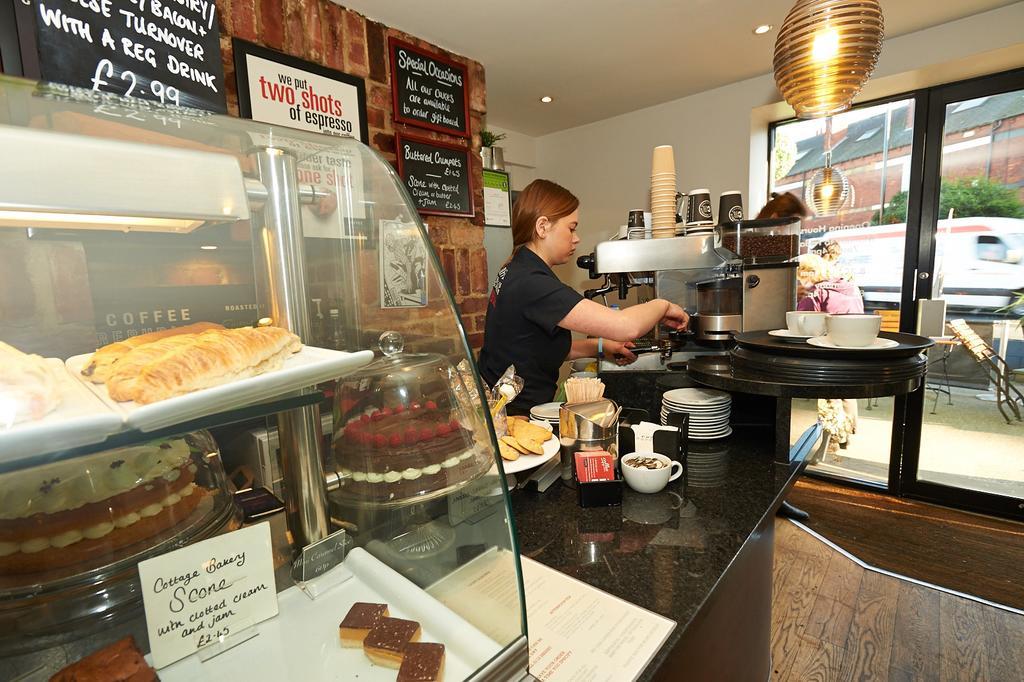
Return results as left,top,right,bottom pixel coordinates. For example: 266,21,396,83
331,332,492,506
0,430,240,655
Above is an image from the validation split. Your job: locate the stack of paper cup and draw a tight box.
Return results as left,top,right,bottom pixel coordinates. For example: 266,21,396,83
650,145,677,239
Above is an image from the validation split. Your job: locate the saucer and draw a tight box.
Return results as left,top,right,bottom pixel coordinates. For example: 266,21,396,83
807,336,900,350
688,427,733,441
768,329,812,342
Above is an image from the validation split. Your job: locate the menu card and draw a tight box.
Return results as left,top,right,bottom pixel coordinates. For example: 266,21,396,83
522,557,676,681
138,523,278,668
427,550,676,681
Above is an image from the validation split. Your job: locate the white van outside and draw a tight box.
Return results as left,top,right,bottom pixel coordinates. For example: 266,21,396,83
806,217,1024,314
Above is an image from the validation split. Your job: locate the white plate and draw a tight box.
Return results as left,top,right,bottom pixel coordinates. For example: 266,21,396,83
806,336,900,351
529,401,562,421
663,409,731,419
662,404,731,414
672,413,729,422
66,346,374,433
689,427,733,441
500,420,560,475
0,360,123,469
155,547,500,681
662,387,731,406
768,329,813,342
684,421,731,431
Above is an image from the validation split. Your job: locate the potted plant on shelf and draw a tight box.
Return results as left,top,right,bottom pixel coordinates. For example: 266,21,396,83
480,130,507,171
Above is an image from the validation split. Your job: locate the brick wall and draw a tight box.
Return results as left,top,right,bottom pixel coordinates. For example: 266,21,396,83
215,0,491,348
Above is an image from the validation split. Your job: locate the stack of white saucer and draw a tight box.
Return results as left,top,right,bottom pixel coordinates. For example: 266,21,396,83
660,387,732,440
529,402,561,428
650,145,677,239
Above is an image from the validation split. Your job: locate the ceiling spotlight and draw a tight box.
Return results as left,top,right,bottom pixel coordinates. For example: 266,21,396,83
540,96,553,103
200,244,218,250
753,24,773,34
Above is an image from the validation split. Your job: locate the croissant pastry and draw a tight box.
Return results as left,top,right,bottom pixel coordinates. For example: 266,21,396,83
105,334,203,402
81,322,224,383
128,327,302,404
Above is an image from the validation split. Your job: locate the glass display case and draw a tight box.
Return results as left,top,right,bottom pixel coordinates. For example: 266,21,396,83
0,74,527,681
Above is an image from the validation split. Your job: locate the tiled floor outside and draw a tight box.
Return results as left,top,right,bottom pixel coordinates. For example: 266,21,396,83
793,387,1024,498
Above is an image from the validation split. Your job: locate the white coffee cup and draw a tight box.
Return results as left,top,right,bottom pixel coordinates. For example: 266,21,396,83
785,311,829,336
621,452,683,494
826,314,882,347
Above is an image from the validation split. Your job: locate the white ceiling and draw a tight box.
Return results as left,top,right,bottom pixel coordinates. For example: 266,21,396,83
338,0,1020,136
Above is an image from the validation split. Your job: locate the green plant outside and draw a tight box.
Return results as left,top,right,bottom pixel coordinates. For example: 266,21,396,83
873,176,1024,225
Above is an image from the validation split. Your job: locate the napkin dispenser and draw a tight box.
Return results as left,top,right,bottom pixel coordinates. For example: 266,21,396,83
619,416,688,463
560,399,622,507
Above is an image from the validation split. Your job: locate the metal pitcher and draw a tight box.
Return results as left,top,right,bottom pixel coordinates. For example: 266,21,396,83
559,399,621,482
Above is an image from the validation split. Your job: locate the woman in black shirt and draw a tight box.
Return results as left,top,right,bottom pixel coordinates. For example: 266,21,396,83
479,179,688,411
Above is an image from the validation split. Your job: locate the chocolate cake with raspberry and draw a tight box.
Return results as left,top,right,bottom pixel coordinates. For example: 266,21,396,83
333,400,487,503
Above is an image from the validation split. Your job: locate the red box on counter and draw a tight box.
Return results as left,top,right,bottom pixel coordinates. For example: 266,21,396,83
575,450,615,483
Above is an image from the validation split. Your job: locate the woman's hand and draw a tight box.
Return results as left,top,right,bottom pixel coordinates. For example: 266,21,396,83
604,340,637,366
661,303,689,330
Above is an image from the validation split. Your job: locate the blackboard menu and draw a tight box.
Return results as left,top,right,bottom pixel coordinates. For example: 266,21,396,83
395,133,474,218
389,38,469,137
32,0,226,112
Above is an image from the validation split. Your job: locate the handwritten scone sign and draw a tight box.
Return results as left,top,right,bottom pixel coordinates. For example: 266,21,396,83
138,523,278,668
32,0,227,112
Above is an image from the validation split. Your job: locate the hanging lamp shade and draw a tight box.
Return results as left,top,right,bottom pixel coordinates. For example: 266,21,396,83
805,152,851,215
773,0,884,119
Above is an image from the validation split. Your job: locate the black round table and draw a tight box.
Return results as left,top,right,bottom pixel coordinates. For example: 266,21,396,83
687,331,934,463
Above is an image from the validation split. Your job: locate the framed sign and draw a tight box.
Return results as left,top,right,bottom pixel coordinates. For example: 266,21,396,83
482,169,512,227
395,132,474,218
30,0,227,112
389,38,470,138
233,39,367,143
379,219,428,308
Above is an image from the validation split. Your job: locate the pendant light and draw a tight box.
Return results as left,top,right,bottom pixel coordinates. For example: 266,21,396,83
805,117,850,215
773,0,884,119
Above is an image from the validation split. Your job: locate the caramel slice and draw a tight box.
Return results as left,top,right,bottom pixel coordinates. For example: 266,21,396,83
363,617,421,668
339,602,390,648
50,635,157,682
397,642,446,682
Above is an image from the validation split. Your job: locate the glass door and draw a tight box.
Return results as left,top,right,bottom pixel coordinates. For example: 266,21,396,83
901,70,1024,519
770,95,925,489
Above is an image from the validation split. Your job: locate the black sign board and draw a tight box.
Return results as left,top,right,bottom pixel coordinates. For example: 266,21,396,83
395,132,474,218
389,38,470,137
89,284,258,347
31,0,227,112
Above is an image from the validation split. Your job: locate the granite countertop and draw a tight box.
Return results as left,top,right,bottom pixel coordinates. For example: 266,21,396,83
509,426,804,679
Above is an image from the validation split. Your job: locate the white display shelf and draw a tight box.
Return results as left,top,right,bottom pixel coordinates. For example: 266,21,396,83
155,547,503,681
66,346,373,432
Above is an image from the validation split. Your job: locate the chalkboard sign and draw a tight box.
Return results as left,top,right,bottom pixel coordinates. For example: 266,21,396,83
31,0,226,112
389,38,469,137
395,133,474,218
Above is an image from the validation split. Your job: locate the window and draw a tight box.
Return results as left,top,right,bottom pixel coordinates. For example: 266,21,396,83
976,235,1008,262
856,126,881,142
951,96,988,113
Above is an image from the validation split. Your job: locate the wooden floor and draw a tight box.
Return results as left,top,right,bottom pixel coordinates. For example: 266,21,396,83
772,519,1024,681
788,478,1024,611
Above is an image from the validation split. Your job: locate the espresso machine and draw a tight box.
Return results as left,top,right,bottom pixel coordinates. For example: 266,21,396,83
576,218,800,369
